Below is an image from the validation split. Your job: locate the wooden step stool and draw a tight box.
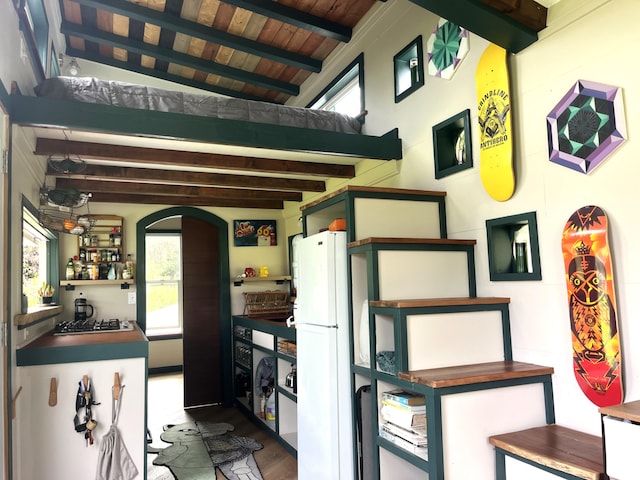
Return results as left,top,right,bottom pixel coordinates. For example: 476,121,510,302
489,424,606,480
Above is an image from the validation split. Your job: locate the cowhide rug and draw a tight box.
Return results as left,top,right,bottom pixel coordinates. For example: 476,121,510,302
148,421,263,480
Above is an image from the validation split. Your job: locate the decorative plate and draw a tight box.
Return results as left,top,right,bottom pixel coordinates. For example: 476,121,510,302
426,18,469,80
547,80,626,174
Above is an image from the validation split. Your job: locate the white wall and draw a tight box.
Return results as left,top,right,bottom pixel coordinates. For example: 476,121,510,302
289,0,636,439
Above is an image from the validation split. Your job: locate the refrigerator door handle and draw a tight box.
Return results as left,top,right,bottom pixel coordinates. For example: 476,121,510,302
286,315,296,328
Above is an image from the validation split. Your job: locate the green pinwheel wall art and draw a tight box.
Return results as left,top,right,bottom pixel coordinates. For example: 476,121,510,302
426,18,469,80
547,80,627,174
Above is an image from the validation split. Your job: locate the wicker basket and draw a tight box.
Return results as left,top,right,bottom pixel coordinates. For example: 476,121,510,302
243,290,291,319
277,340,297,357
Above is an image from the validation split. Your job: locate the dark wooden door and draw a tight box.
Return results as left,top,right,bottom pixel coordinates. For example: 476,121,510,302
181,216,222,407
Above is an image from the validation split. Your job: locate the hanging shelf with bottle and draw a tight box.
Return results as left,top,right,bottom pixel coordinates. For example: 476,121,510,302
62,215,135,289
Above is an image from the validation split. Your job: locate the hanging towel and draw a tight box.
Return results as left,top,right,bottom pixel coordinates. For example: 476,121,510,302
96,387,139,480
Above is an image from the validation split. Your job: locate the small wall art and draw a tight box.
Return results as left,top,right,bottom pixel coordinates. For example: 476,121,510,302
547,80,626,174
426,18,469,80
233,220,277,246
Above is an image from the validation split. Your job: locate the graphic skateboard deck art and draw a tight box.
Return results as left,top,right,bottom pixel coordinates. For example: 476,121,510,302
475,44,515,202
561,205,622,407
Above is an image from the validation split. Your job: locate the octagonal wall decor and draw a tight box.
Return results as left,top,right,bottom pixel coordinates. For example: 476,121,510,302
426,18,469,80
547,80,626,174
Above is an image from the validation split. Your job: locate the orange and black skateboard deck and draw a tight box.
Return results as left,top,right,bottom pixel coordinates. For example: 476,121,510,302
476,44,515,202
561,205,622,407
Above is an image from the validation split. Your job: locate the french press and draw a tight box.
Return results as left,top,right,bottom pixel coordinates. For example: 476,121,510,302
74,297,95,322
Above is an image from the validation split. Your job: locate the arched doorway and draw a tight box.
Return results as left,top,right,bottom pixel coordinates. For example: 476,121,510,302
137,207,233,407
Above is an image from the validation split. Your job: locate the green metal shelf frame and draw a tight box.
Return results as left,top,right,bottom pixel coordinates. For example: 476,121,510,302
301,188,448,242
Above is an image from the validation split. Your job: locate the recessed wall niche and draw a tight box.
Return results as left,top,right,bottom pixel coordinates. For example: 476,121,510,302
432,109,472,179
486,212,542,281
394,35,424,103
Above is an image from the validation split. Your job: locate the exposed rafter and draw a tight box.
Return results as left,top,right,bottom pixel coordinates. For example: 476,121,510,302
222,0,353,42
55,178,303,202
88,192,284,209
35,138,357,178
46,164,327,193
61,21,300,96
69,0,322,73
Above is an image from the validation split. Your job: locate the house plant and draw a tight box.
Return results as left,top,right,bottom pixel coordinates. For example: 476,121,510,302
37,283,55,304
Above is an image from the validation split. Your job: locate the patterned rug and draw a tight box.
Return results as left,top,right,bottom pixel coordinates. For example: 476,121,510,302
148,421,263,480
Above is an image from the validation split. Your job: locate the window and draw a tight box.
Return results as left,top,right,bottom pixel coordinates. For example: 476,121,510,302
307,53,365,119
16,0,49,79
22,202,58,307
145,233,182,334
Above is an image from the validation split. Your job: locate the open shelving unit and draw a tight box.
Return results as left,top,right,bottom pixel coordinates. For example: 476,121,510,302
300,186,555,480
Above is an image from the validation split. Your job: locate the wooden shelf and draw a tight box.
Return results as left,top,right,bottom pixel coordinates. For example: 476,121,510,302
14,305,63,328
233,275,291,286
370,296,510,309
398,361,554,389
60,280,134,290
599,400,640,423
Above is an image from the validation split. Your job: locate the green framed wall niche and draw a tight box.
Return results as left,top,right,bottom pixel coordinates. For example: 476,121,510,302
433,109,472,179
394,35,424,103
486,211,541,281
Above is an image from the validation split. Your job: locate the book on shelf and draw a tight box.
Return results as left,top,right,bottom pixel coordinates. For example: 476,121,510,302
380,404,426,430
382,388,425,406
381,398,427,414
381,421,427,445
379,428,428,461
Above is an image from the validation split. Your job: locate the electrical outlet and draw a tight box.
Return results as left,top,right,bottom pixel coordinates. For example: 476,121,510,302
128,292,136,304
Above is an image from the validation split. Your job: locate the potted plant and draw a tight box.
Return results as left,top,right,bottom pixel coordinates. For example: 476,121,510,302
37,283,55,304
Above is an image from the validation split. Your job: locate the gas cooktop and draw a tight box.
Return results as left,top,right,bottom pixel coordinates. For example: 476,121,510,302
53,319,133,335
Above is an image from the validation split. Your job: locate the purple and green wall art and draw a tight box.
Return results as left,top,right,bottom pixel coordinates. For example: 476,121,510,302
426,18,469,80
547,80,626,174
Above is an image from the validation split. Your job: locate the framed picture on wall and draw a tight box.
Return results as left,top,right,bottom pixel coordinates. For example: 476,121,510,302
233,220,277,246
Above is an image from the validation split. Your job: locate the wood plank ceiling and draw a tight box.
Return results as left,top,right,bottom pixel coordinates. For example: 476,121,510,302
44,0,547,210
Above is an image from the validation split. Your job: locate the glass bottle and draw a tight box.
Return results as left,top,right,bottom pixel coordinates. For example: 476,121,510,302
65,258,75,280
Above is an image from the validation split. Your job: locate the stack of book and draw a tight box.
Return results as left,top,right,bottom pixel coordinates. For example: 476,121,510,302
379,389,428,460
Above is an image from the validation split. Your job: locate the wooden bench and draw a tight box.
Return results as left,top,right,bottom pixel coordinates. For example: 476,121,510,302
489,425,606,480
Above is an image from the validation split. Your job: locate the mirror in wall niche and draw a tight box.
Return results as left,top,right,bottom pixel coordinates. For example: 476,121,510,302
485,211,542,281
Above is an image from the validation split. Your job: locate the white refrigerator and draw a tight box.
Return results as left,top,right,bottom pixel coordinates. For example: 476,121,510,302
294,230,354,480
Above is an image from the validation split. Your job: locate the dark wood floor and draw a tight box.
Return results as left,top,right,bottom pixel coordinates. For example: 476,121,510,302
147,372,298,480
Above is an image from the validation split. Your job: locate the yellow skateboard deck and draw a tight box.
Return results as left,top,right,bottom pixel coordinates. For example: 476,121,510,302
476,44,515,202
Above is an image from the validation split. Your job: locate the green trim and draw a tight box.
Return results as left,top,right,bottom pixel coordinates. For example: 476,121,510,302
394,35,425,104
307,53,365,122
486,211,542,281
148,365,183,375
233,316,296,340
137,207,233,405
408,0,538,53
16,339,148,366
10,95,403,160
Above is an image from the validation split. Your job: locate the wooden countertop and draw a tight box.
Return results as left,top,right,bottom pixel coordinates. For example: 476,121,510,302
17,322,148,366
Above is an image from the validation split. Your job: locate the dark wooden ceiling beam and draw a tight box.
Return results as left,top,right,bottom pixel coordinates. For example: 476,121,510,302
36,138,356,178
69,0,322,72
61,21,300,96
89,192,283,209
409,0,545,53
55,177,303,201
47,163,327,192
222,0,352,42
